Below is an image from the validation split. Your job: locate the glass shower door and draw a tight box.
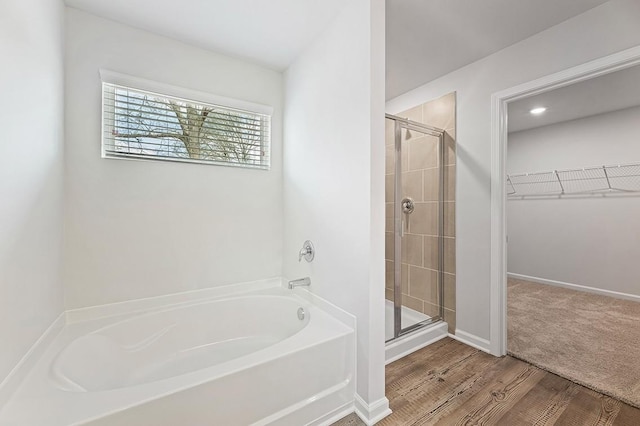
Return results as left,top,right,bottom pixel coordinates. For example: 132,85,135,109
386,114,445,341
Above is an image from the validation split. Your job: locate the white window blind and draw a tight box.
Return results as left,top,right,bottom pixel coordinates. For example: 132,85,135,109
102,83,271,169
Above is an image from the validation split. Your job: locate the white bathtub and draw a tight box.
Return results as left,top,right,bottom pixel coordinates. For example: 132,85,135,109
0,283,355,425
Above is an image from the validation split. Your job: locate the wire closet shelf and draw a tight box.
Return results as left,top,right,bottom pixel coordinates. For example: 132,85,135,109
507,162,640,197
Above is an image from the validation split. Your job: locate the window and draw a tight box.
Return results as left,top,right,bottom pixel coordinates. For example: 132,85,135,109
102,81,271,169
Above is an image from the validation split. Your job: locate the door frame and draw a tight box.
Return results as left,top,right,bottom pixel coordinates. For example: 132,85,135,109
489,45,640,356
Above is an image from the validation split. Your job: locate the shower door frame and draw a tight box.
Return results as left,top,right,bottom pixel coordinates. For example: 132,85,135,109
386,113,446,341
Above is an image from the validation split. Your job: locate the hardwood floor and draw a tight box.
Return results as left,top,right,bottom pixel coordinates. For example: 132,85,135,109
332,338,640,425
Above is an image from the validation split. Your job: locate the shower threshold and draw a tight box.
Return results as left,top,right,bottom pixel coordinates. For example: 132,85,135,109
384,299,448,364
384,299,429,341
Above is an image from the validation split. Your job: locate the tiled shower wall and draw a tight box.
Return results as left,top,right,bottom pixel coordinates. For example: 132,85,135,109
385,92,456,334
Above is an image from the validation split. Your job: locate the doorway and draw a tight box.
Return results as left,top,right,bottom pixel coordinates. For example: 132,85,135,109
491,46,640,407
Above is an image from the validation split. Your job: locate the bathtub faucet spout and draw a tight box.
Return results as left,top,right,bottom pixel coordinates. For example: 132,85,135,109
288,277,311,289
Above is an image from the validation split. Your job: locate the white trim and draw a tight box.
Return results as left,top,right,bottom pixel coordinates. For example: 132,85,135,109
450,330,491,354
65,277,282,324
354,394,391,426
310,402,357,426
508,273,640,303
490,86,508,357
490,44,640,358
385,322,448,364
252,381,353,426
99,69,274,116
0,313,65,409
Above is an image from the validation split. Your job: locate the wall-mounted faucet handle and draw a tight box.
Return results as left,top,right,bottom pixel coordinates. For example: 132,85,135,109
298,240,315,262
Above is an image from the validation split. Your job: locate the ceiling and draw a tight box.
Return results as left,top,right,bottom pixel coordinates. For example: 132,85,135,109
64,0,348,70
66,0,613,99
386,0,610,100
508,64,640,133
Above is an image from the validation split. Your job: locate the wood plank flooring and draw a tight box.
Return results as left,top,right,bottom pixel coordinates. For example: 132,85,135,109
332,338,640,426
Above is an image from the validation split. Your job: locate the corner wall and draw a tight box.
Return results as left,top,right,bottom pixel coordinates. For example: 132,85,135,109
507,106,640,297
0,0,65,386
386,0,640,346
63,8,284,309
283,0,388,417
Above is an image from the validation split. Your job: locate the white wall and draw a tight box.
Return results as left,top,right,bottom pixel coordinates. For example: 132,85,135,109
283,0,388,414
64,8,284,309
507,106,640,296
386,0,640,344
0,0,65,385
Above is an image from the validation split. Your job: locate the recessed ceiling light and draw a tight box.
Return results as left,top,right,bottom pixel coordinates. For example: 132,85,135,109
530,107,547,115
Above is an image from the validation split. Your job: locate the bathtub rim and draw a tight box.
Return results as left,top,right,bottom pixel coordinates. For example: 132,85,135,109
64,277,355,331
65,277,284,325
67,292,312,343
52,289,353,395
0,277,357,426
50,293,316,393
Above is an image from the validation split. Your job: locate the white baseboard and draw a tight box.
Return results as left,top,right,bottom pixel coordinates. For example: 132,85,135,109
508,272,640,303
450,330,491,354
312,402,356,426
0,313,65,409
354,394,391,425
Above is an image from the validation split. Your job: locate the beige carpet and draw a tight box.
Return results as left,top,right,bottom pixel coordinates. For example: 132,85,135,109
508,277,640,408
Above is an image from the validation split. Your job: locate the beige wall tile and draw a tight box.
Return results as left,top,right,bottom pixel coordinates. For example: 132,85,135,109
423,235,439,270
385,288,393,302
401,233,422,266
445,126,456,140
423,167,440,201
423,166,455,202
407,135,438,171
401,263,408,294
444,237,455,274
444,308,456,334
385,133,408,172
444,273,455,311
385,262,408,294
444,130,456,166
385,118,395,146
409,266,438,304
399,104,422,123
401,170,423,202
401,139,409,171
402,215,410,236
408,202,438,236
385,202,394,232
445,165,455,201
385,144,395,175
423,92,455,130
385,231,394,261
385,260,393,290
423,302,440,318
402,294,423,314
385,174,394,203
444,201,455,237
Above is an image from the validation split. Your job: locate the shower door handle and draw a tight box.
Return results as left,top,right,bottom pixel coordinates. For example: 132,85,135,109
400,197,414,238
401,197,415,214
